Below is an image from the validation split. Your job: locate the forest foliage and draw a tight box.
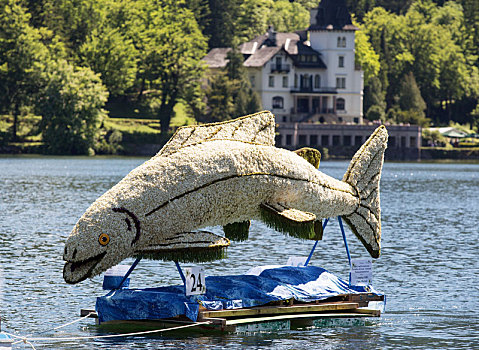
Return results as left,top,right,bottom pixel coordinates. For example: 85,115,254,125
0,0,478,154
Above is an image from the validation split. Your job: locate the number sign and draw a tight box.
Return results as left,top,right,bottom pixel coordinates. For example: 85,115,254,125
184,266,206,296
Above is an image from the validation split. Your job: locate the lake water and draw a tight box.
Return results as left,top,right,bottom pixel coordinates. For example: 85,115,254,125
0,156,478,349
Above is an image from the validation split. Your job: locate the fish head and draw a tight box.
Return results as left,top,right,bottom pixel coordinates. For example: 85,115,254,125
63,204,142,284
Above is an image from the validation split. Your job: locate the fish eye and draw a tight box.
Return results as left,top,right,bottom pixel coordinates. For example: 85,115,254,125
99,233,110,246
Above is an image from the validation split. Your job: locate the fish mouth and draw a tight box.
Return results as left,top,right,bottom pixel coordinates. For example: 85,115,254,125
63,252,106,284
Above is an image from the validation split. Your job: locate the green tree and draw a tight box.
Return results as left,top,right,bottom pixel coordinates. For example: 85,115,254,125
0,0,50,141
364,77,386,120
205,0,240,48
128,0,207,135
267,0,309,33
398,72,426,115
205,72,235,122
39,60,108,154
79,27,138,96
354,18,380,83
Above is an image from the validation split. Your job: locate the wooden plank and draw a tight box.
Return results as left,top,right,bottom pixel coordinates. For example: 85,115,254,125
80,309,98,318
200,302,359,319
353,308,381,316
225,312,374,326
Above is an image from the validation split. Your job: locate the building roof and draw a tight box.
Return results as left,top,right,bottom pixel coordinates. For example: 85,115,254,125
202,48,231,68
429,127,468,138
308,0,358,31
204,30,326,69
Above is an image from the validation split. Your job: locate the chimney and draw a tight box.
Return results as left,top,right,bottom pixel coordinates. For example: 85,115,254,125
266,25,277,46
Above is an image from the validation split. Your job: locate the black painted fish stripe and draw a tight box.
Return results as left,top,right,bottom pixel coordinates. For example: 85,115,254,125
138,241,220,248
145,172,356,217
180,127,196,146
251,120,272,142
231,120,243,137
112,207,141,245
206,126,223,140
344,211,378,244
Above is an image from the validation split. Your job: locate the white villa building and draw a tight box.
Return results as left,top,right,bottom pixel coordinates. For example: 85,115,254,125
203,0,363,124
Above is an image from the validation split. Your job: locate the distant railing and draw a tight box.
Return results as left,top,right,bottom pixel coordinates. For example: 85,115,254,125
290,87,337,93
270,64,290,73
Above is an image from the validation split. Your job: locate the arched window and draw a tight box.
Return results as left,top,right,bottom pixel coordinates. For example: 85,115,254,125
342,37,346,47
314,74,321,89
337,36,342,47
336,98,345,110
272,96,284,109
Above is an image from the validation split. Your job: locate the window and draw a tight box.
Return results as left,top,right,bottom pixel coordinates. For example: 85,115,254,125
333,135,341,146
294,74,298,88
314,74,321,89
355,135,362,145
310,135,318,146
321,135,329,146
298,135,307,145
336,77,346,89
302,74,311,89
268,75,274,87
338,56,344,68
353,117,359,124
275,134,282,146
337,36,346,48
272,96,284,109
250,75,255,88
410,136,417,148
336,98,345,110
389,136,396,147
343,135,351,146
286,134,292,145
282,76,288,88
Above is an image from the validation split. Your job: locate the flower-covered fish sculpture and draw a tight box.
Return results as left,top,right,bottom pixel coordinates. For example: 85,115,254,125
63,111,388,284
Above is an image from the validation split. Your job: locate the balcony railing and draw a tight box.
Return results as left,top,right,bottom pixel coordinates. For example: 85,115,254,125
290,86,337,93
291,107,336,115
270,64,290,73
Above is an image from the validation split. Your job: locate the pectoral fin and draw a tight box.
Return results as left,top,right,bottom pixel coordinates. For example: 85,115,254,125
223,221,250,241
260,203,323,240
135,231,230,263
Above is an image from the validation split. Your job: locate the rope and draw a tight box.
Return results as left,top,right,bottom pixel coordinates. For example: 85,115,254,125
11,312,94,345
5,321,211,343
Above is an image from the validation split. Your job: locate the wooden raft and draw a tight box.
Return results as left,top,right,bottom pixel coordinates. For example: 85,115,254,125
81,293,384,332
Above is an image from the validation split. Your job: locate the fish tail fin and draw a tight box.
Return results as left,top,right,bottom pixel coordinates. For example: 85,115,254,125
341,126,388,258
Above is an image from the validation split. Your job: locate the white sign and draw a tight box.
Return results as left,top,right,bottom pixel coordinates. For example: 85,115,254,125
350,258,373,286
287,256,308,267
184,266,206,296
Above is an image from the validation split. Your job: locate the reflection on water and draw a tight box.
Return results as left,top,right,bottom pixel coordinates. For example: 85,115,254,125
0,157,478,349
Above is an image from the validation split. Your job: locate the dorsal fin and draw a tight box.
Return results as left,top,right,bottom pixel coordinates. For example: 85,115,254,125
294,148,321,169
156,111,275,157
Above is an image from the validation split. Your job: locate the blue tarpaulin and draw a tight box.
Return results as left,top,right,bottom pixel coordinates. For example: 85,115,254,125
96,265,382,324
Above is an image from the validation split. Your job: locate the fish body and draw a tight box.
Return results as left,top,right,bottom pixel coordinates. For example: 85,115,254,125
63,112,388,284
